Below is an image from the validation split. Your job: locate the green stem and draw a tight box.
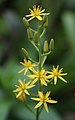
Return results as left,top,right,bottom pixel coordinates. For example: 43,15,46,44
38,105,43,116
24,102,36,116
29,92,38,97
41,56,47,68
41,50,52,56
36,24,42,120
30,40,39,52
40,28,46,38
36,108,39,120
31,28,37,33
28,56,38,64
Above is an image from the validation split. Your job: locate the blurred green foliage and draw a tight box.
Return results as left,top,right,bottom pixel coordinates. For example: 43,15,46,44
0,0,75,120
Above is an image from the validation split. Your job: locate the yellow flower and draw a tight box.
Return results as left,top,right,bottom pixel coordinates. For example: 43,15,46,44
17,92,26,102
48,65,67,85
18,58,37,75
25,5,50,21
27,68,50,86
13,79,35,102
31,91,57,112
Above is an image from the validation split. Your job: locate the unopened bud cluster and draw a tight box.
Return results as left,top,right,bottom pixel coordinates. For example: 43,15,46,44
43,15,48,28
43,39,54,53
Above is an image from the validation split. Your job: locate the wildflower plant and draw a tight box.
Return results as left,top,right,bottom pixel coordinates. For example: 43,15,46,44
13,5,68,120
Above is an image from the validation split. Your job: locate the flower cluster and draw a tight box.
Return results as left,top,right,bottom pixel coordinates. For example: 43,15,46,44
13,5,68,119
14,58,67,111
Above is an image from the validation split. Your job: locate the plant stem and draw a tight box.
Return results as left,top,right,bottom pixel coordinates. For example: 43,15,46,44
40,28,46,38
24,102,36,116
36,24,42,120
30,40,39,52
36,108,39,120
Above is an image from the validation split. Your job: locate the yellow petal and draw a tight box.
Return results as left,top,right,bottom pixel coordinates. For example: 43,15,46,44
29,8,34,13
16,91,22,98
32,63,38,67
31,98,40,101
20,62,25,66
24,90,30,95
26,80,31,86
41,80,47,86
58,76,67,83
24,68,28,75
13,88,21,92
47,75,54,79
27,74,36,79
41,69,45,75
44,103,48,112
40,9,45,13
47,99,58,103
18,68,25,74
27,84,35,89
47,71,53,74
36,15,42,21
54,76,57,85
28,16,35,21
45,91,51,99
35,102,42,108
60,73,67,76
38,91,44,98
18,93,26,102
40,13,50,16
18,80,24,86
31,78,38,85
25,14,33,17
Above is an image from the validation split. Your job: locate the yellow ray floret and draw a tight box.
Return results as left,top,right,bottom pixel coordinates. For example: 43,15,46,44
13,79,35,102
18,58,37,75
48,65,67,85
27,68,50,86
31,91,57,112
25,5,50,21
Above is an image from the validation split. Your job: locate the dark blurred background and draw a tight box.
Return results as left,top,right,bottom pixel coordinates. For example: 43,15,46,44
0,0,75,120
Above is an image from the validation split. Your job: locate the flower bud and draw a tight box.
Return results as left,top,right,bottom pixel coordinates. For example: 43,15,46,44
43,16,48,28
49,39,54,50
22,48,29,58
43,40,49,53
42,15,47,24
23,17,29,28
33,32,38,43
27,28,33,40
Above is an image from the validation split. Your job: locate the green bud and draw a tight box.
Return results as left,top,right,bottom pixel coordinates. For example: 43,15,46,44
49,39,54,50
27,28,33,40
34,32,38,43
43,16,48,28
42,15,47,24
23,17,29,28
22,48,29,57
43,40,49,53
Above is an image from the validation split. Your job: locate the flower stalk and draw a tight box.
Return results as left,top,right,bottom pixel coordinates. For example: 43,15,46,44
13,5,68,120
24,102,36,115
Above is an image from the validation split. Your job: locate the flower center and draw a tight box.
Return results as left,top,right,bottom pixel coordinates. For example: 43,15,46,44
21,84,26,91
26,62,31,68
33,11,39,16
40,75,45,80
54,71,59,76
